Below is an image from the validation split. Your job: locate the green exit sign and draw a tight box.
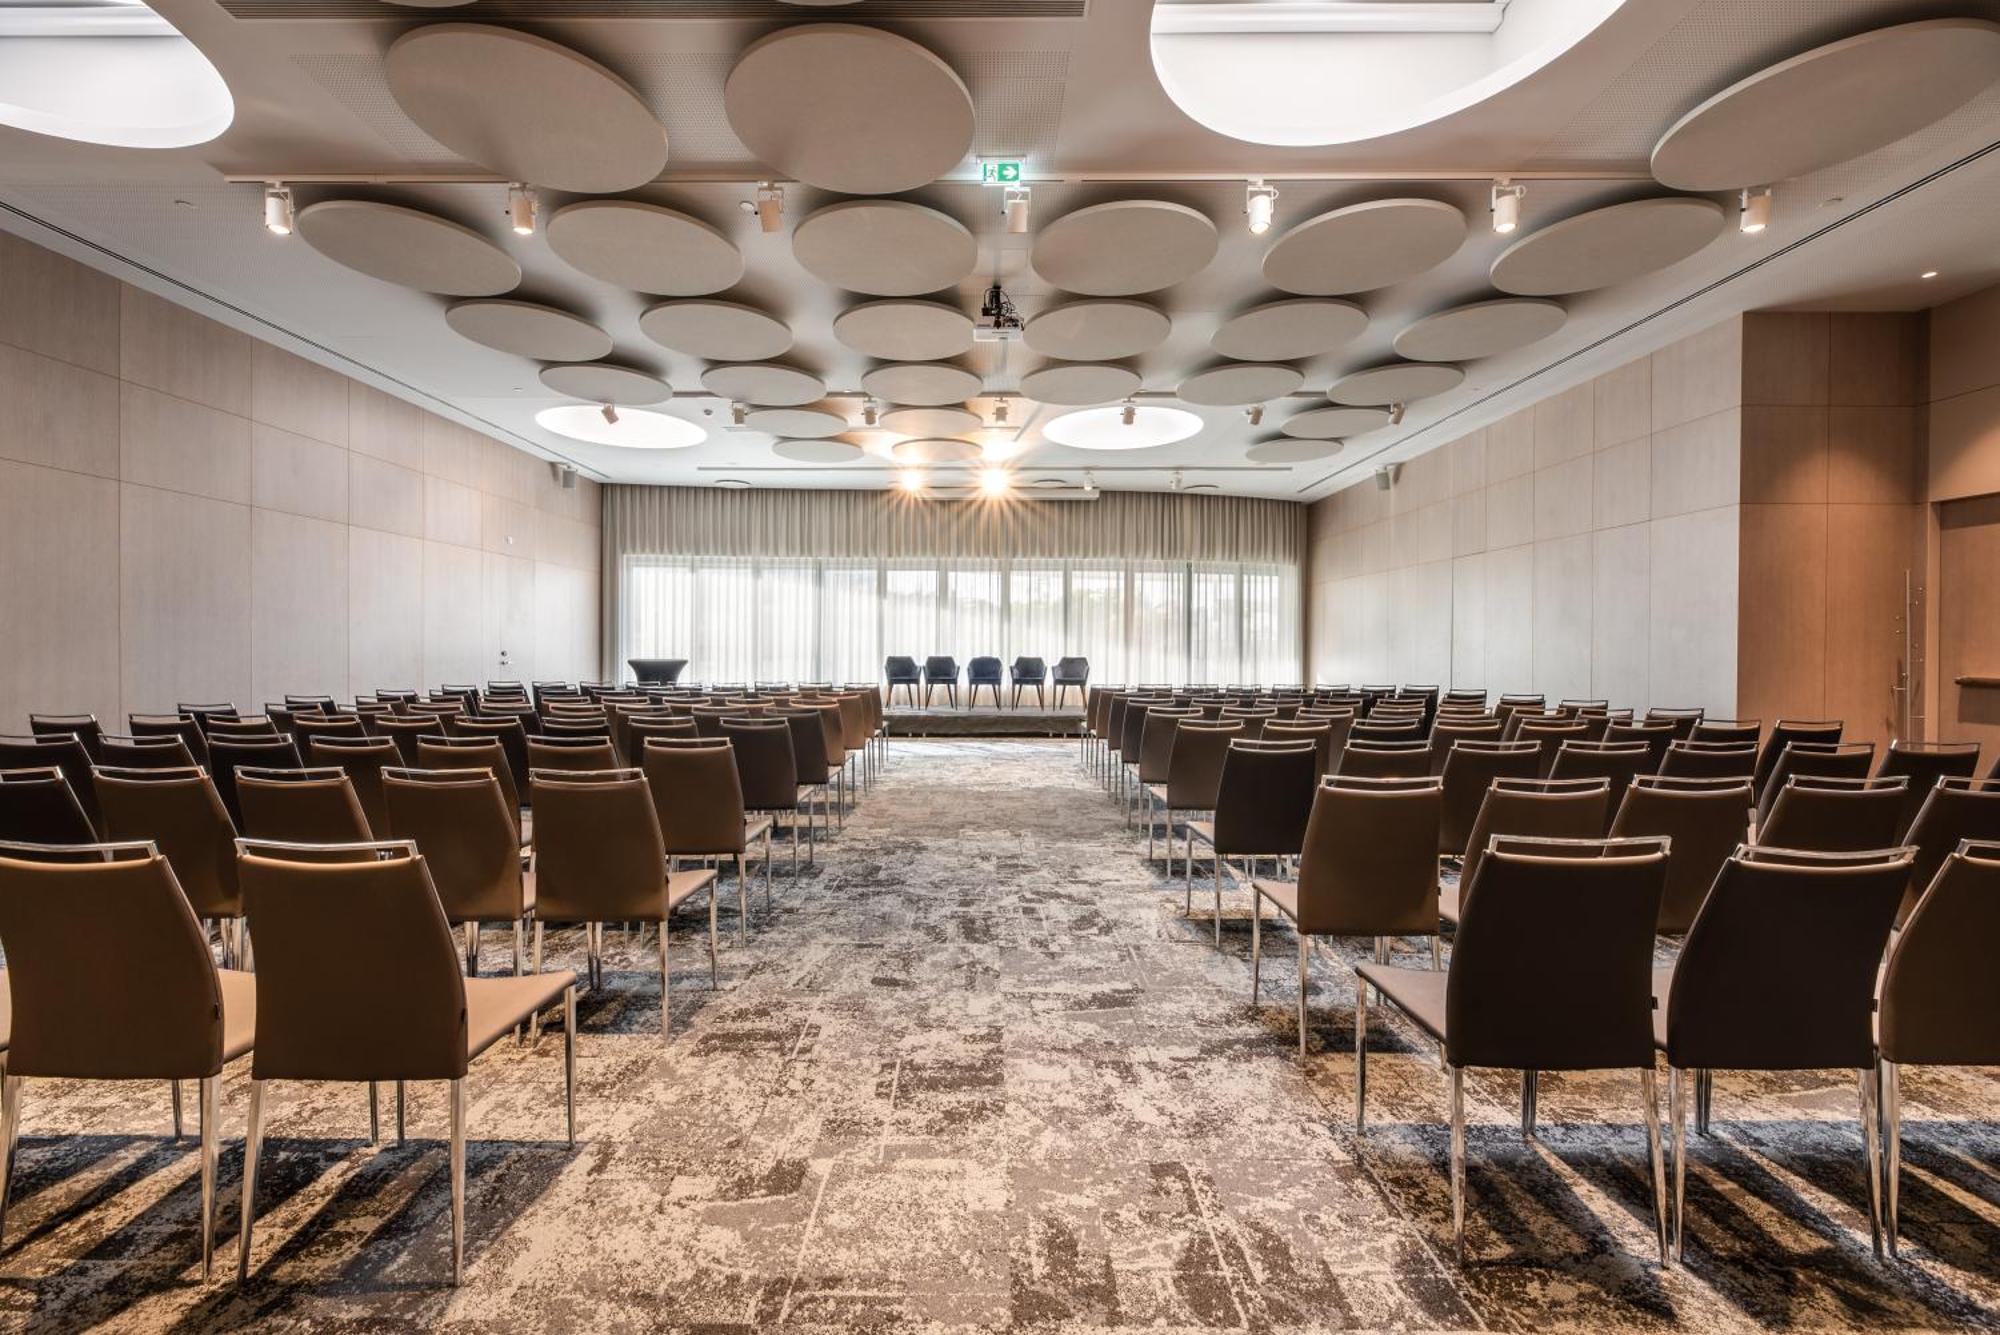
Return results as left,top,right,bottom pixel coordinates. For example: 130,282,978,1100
980,159,1024,185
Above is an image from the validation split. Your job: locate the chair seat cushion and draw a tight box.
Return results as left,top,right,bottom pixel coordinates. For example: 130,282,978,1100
667,868,717,913
1438,882,1460,926
0,973,9,1053
218,967,257,1064
1254,878,1300,925
1356,963,1449,1043
1185,820,1216,849
744,815,774,844
467,970,576,1061
1651,963,1673,1050
1143,783,1169,806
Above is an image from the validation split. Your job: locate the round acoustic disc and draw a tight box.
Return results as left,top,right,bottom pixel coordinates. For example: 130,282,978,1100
1031,200,1218,296
743,406,849,437
774,438,864,463
296,199,519,296
832,300,975,361
793,199,977,297
546,200,743,297
1328,363,1463,406
891,437,982,464
1176,363,1304,407
1248,438,1343,463
860,363,983,407
1393,298,1566,362
538,362,671,404
881,405,981,437
1212,298,1367,361
639,301,792,362
445,299,612,361
1024,300,1171,360
1262,199,1465,295
1019,363,1142,407
1279,406,1390,440
700,364,827,407
1490,197,1724,296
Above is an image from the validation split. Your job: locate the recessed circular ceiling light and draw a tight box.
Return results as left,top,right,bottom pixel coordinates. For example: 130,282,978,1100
713,478,752,489
535,404,705,450
1043,405,1202,452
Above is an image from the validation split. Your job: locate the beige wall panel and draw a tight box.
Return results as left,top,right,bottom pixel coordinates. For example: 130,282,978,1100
349,453,424,537
1395,449,1449,511
1450,554,1486,689
0,460,120,726
1594,360,1651,449
1396,560,1454,686
1929,283,2000,403
251,423,349,524
120,483,251,714
1742,312,1829,407
422,541,485,687
348,527,425,693
1484,472,1535,550
1451,492,1487,557
251,509,348,705
120,382,250,503
1591,524,1651,708
1533,454,1592,540
1483,542,1535,689
533,562,601,683
348,383,426,470
483,551,536,679
1592,436,1650,530
1651,318,1741,431
1927,384,2000,503
1650,409,1741,518
1736,503,1828,724
250,341,350,447
1486,408,1534,481
1533,381,1594,468
536,511,600,572
1739,405,1828,505
1936,494,2000,755
1826,405,1922,505
0,231,120,374
481,492,538,559
1448,428,1486,496
1828,312,1922,407
0,343,121,479
1821,504,1921,747
1648,507,1737,716
1531,534,1592,702
423,475,483,548
423,414,482,489
119,288,250,415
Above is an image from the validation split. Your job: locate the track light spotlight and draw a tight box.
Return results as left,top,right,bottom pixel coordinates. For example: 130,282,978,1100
862,400,879,427
1739,186,1772,234
755,181,784,234
730,402,747,427
263,182,294,236
899,468,925,494
1170,469,1184,491
1490,179,1525,234
1388,402,1406,426
992,397,1009,426
1120,399,1137,427
600,404,619,426
1004,184,1031,235
507,183,537,236
1082,470,1097,495
1245,404,1263,427
1245,179,1279,236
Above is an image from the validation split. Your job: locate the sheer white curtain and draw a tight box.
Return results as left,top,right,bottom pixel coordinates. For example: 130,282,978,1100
1066,564,1127,685
943,563,1003,665
1007,562,1065,669
1244,566,1301,685
1127,562,1188,686
755,561,818,682
1187,564,1242,685
819,561,880,685
882,563,940,665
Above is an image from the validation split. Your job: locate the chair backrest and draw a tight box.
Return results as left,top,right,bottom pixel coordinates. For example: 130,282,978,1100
1447,836,1669,1071
1160,721,1241,810
1053,656,1089,684
0,840,227,1079
884,656,919,682
1878,741,1982,839
290,714,366,746
924,656,958,679
28,713,103,760
529,769,671,923
0,733,100,834
1665,845,1913,1071
1645,708,1705,741
97,733,197,771
237,766,373,843
1350,718,1423,742
129,714,208,764
1609,775,1754,933
775,708,832,784
967,657,1002,683
1292,776,1441,937
640,737,749,856
1437,740,1544,856
1660,739,1758,780
1880,839,2000,1066
0,767,96,845
447,715,531,796
414,735,521,837
206,717,281,743
800,699,846,766
1338,740,1432,781
1549,741,1654,828
1211,741,1320,856
1458,777,1610,898
721,719,799,811
1137,707,1201,783
93,765,240,917
1511,720,1592,773
205,736,303,827
526,733,620,772
1757,775,1906,853
1260,721,1334,778
1012,657,1046,680
1690,717,1761,745
381,768,524,923
1428,719,1504,773
1754,719,1844,794
1602,719,1676,770
1757,740,1875,816
1895,777,2000,924
304,735,398,836
237,840,468,1081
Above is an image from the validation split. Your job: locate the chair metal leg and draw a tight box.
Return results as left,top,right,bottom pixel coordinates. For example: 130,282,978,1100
171,1077,184,1140
1883,1060,1902,1258
1670,1065,1687,1263
198,1075,219,1280
564,984,577,1146
660,915,673,1037
369,1081,380,1144
708,884,719,989
1695,1067,1712,1135
0,1072,22,1247
1354,973,1369,1132
736,854,749,947
1641,1066,1669,1266
1213,853,1222,946
1521,1070,1538,1140
764,825,774,911
1430,933,1442,970
1250,890,1262,1001
464,922,480,977
1296,935,1308,1058
1860,1066,1884,1260
513,919,524,977
237,1079,265,1281
529,921,546,1042
1449,1065,1467,1261
449,1077,466,1286
396,1080,406,1144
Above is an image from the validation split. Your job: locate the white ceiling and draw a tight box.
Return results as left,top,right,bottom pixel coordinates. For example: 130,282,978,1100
0,0,1996,500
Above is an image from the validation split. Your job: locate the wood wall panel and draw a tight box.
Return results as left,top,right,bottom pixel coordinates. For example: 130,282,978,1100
0,460,120,726
120,484,252,713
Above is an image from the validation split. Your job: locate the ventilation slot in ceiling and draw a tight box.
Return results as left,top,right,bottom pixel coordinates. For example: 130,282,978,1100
219,1,1087,19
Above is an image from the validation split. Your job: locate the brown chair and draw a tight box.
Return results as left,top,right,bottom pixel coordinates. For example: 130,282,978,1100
383,768,533,975
1892,777,2000,924
1876,741,1981,840
1254,776,1442,1055
1147,721,1242,887
289,714,367,748
236,766,373,843
204,717,281,743
1644,708,1705,741
0,840,254,1278
0,734,99,836
205,735,302,829
721,720,805,877
1358,835,1672,1262
1338,740,1432,780
1753,719,1844,797
27,714,103,761
1351,718,1423,743
1186,741,1320,947
627,717,700,757
642,737,771,922
1655,844,1913,1261
1550,741,1654,829
415,736,522,842
305,734,399,838
178,703,241,732
126,716,209,765
1262,721,1335,781
1660,739,1757,780
97,733,197,771
93,766,246,965
1603,720,1676,772
1428,719,1504,774
372,714,438,766
1756,741,1875,819
1444,778,1611,925
527,734,620,773
773,709,833,856
0,768,95,845
233,839,574,1285
1512,719,1591,774
1135,707,1202,849
529,770,718,1030
450,717,532,808
1756,775,1906,853
1609,776,1753,933
1437,740,1543,858
1878,839,2000,1256
1690,718,1761,746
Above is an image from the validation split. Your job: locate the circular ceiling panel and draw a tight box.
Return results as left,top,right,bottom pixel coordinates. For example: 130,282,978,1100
861,363,983,407
1247,438,1342,464
445,299,612,361
1176,363,1304,407
545,200,742,296
535,404,703,450
775,438,864,463
639,300,792,361
1393,298,1567,362
1329,363,1463,406
1211,298,1367,361
881,405,981,437
744,406,849,437
1042,405,1202,452
1652,19,2000,191
296,199,519,296
1019,363,1142,407
538,363,672,404
1031,201,1218,296
725,25,973,194
1279,406,1390,440
831,300,974,361
793,199,977,297
1024,300,1172,361
385,24,667,194
891,437,982,464
1262,199,1466,295
700,363,826,407
1490,197,1725,296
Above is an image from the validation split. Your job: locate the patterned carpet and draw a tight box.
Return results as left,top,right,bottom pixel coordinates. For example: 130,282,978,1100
4,739,1999,1331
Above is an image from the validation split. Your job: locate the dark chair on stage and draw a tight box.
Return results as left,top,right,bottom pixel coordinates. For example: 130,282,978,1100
626,658,688,686
1053,657,1090,708
1011,657,1048,708
923,656,961,708
885,656,921,706
967,657,1004,708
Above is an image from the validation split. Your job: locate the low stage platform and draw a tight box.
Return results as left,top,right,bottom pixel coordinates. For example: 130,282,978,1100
884,704,1084,737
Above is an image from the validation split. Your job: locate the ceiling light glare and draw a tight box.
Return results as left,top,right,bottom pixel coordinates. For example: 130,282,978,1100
755,181,784,234
1922,270,1939,279
1490,180,1525,234
1004,184,1031,235
1045,404,1202,452
1245,180,1279,235
899,468,926,493
980,467,1011,496
263,182,293,236
1739,186,1772,235
536,404,705,450
508,183,537,236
